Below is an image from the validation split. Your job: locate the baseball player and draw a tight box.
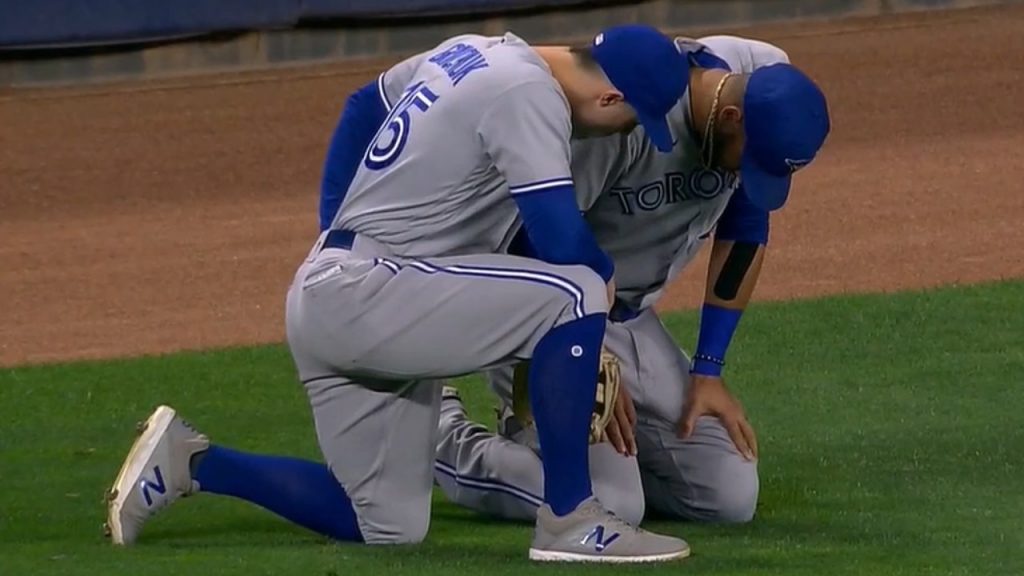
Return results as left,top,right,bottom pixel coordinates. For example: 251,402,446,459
105,25,696,562
431,35,831,525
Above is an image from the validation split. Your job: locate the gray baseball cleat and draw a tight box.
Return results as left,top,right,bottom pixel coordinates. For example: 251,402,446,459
529,496,690,563
440,385,463,407
104,405,210,545
496,404,540,454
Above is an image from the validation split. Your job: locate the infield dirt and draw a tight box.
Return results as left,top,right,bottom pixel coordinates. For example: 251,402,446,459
2,5,1022,366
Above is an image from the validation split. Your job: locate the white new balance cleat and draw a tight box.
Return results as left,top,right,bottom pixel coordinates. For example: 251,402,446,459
104,405,209,545
529,497,690,563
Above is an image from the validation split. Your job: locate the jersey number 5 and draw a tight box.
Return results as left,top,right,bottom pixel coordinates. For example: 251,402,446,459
365,82,440,171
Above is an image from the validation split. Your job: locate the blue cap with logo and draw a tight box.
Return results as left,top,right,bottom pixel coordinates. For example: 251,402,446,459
590,24,690,153
741,63,831,211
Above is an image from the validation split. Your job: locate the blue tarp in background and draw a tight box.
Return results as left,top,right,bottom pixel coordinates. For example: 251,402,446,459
0,0,600,49
0,1,300,49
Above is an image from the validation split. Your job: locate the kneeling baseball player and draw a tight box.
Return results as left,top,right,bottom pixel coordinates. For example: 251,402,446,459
106,25,697,562
433,35,830,525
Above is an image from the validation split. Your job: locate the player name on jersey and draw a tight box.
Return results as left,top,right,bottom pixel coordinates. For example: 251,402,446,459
428,42,490,86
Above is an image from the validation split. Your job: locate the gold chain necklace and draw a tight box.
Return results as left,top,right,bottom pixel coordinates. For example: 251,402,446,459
694,72,734,169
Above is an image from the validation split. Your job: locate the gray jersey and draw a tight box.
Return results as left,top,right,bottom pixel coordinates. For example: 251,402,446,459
572,35,790,310
334,33,573,259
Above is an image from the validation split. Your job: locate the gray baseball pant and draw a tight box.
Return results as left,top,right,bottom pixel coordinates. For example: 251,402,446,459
285,231,609,543
434,307,759,524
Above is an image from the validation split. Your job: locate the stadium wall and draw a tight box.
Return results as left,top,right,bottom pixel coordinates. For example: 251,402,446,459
0,0,1013,87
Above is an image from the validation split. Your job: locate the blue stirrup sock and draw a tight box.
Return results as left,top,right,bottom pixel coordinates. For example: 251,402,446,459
192,445,363,542
528,312,606,516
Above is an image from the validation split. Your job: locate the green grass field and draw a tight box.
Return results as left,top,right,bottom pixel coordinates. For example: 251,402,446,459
3,281,1022,576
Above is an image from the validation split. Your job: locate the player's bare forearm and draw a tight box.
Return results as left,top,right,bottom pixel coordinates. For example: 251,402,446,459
703,240,765,311
686,239,764,460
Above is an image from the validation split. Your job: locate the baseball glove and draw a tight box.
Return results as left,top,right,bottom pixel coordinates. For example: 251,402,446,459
510,348,621,444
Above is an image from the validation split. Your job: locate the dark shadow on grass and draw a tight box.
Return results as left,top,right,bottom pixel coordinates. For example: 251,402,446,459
430,507,532,526
138,517,327,549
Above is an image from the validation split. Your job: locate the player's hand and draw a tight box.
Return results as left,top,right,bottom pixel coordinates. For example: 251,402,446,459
678,375,758,461
605,381,637,457
605,278,617,308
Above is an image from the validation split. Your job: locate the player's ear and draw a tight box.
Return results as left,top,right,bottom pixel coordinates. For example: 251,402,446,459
718,105,744,134
599,90,625,107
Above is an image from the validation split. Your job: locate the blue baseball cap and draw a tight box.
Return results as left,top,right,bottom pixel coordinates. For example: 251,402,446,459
741,63,831,211
590,25,690,152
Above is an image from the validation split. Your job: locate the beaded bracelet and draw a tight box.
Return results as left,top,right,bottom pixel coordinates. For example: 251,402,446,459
692,353,726,366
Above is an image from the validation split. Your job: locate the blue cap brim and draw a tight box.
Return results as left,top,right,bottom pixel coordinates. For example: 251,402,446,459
638,111,674,153
740,148,791,211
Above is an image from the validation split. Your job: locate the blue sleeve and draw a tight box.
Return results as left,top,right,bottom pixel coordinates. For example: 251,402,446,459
512,185,614,282
714,185,770,244
318,76,389,231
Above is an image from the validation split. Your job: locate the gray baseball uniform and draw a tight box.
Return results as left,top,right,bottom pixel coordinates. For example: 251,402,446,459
434,35,789,524
286,33,611,543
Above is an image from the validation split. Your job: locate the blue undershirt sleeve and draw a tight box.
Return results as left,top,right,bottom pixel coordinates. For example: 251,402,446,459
714,185,770,244
512,184,614,282
318,76,389,231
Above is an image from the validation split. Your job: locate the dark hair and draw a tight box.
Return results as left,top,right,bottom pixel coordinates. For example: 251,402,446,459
569,44,601,71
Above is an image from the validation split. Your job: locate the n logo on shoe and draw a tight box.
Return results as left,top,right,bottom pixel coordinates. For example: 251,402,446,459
140,466,167,507
581,525,620,552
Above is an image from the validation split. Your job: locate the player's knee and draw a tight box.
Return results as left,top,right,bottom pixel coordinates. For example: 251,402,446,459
359,496,433,544
646,444,759,524
365,514,431,545
700,460,760,524
712,477,758,523
558,266,609,318
579,268,611,315
396,516,431,544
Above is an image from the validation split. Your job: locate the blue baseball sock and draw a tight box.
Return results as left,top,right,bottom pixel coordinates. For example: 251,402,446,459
192,445,363,542
528,313,606,516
